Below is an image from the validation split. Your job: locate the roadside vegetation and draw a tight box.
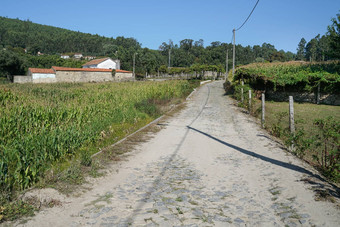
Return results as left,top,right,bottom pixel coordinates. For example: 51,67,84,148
226,61,340,183
0,80,199,222
233,61,340,93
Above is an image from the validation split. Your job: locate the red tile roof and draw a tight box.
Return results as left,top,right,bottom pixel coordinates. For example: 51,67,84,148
29,68,55,74
82,58,110,66
52,66,112,72
116,69,132,73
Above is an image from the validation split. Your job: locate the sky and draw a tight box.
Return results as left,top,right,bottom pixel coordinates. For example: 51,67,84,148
0,0,339,53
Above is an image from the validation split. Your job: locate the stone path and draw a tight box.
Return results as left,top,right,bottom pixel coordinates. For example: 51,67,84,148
14,81,340,227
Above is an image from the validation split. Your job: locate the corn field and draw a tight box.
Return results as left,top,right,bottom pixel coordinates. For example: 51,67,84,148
0,81,193,191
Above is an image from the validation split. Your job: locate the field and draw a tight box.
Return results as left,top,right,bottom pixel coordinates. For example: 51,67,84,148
0,80,197,196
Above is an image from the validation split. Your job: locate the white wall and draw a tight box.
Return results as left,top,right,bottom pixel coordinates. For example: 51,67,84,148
98,59,117,69
32,73,57,83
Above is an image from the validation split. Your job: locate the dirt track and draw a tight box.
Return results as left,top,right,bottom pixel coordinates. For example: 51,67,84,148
14,81,339,226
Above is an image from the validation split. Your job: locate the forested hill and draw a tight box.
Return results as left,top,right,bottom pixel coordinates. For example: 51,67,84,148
0,16,298,76
0,16,141,55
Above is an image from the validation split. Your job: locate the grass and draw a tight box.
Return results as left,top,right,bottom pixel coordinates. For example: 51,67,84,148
262,101,340,135
250,99,340,182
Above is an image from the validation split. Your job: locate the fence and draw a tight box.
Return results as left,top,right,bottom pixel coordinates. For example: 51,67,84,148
233,83,339,181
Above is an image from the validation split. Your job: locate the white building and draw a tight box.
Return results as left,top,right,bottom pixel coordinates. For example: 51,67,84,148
26,68,56,83
61,55,70,59
82,57,120,70
74,53,83,59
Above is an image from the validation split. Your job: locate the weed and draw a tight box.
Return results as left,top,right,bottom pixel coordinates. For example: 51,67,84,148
189,200,199,206
80,148,92,167
0,200,37,223
175,197,183,202
176,207,183,214
86,192,113,207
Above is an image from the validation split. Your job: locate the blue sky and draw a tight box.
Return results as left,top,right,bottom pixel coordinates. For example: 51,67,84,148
0,0,339,53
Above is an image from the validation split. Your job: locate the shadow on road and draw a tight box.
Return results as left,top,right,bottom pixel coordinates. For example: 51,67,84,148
187,126,340,199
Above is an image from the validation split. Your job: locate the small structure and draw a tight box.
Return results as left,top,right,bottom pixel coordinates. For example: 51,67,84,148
84,56,95,60
27,68,56,83
73,53,83,59
82,57,120,70
61,55,70,59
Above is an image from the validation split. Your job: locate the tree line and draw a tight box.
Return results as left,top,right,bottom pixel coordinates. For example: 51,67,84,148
296,13,340,62
0,13,339,78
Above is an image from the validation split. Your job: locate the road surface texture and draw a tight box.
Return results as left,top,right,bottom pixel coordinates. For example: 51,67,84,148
15,81,339,226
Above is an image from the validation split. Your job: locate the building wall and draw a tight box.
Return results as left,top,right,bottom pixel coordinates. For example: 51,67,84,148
55,71,114,83
82,64,96,68
115,72,134,81
98,60,117,69
13,75,32,83
32,73,57,83
114,60,120,70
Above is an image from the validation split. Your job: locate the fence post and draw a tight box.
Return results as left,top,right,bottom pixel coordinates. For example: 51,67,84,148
261,93,265,128
248,89,252,114
289,96,295,134
317,83,320,105
241,81,244,102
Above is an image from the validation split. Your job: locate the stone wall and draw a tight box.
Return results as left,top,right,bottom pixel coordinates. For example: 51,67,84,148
13,75,32,83
265,91,340,106
115,72,134,81
55,71,114,83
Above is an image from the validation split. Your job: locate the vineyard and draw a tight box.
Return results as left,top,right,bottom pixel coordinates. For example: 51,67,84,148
0,81,195,194
233,61,340,93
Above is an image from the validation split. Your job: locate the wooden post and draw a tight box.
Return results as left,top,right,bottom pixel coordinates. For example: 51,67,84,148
261,93,265,128
248,89,252,114
317,83,320,105
241,81,244,102
289,96,295,134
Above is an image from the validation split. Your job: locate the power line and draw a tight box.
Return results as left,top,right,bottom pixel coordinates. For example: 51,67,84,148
232,0,260,79
235,0,260,31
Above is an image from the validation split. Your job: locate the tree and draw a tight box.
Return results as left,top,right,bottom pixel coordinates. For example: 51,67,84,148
327,12,340,59
296,38,306,60
179,39,193,52
0,50,26,80
318,35,329,61
269,51,285,62
305,38,317,62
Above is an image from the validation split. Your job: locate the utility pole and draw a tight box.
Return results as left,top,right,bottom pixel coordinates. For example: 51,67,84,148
232,29,236,79
168,48,171,68
225,49,228,81
168,39,171,68
133,52,137,78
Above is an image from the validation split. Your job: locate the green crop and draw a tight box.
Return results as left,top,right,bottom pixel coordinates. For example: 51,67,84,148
233,61,340,93
0,81,193,192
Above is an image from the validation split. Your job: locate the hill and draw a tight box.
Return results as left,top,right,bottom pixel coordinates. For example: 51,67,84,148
0,16,140,56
